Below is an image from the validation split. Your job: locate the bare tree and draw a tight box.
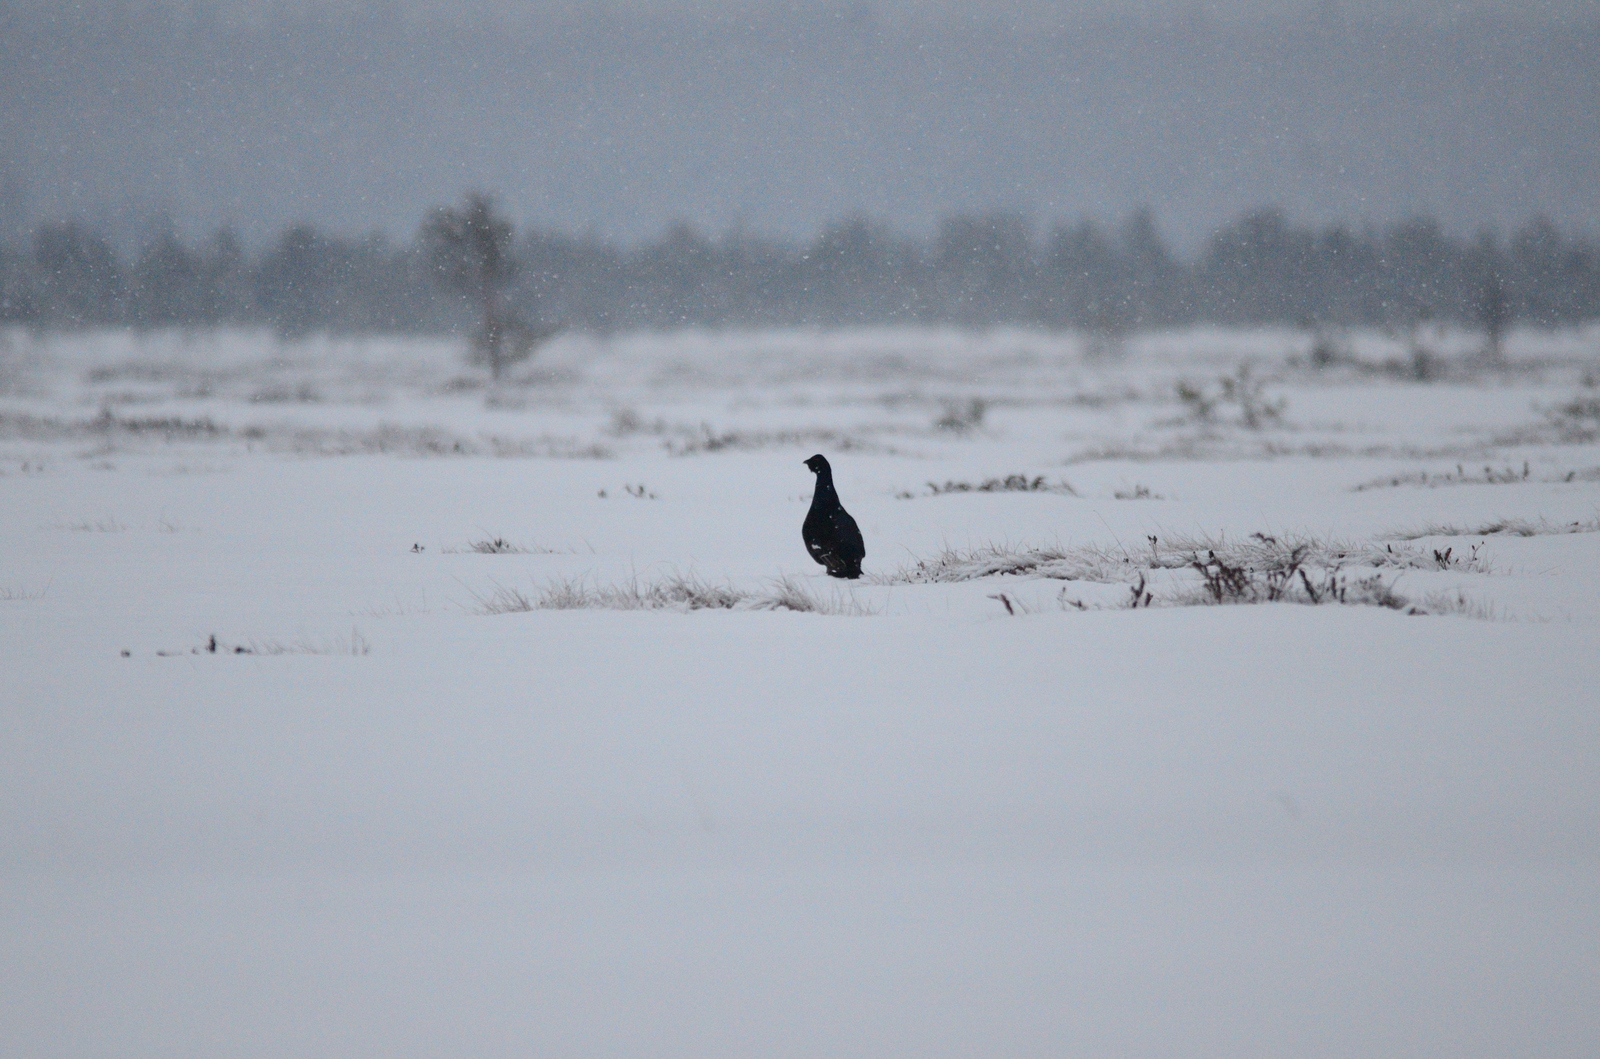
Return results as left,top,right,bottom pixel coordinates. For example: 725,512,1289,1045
1471,232,1513,365
422,193,541,381
1476,267,1512,365
33,222,121,325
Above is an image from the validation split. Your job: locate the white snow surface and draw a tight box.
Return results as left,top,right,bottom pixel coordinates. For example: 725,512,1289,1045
3,325,1599,1058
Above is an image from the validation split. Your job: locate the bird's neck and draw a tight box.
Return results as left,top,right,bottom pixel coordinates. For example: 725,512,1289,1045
811,471,836,502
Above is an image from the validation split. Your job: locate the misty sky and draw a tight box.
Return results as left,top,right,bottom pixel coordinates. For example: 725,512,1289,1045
3,0,1596,249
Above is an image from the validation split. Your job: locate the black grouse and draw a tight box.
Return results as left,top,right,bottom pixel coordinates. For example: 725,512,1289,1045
802,454,865,579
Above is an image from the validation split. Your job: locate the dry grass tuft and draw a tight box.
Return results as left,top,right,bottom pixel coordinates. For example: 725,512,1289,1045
259,423,613,460
664,424,883,457
1353,462,1534,491
0,410,613,459
1349,462,1600,492
1,410,225,444
242,629,373,656
749,575,826,613
1413,588,1506,621
876,530,1481,586
1387,516,1600,540
899,474,1078,499
58,518,127,532
470,572,875,616
1067,558,1502,618
1112,484,1163,499
750,575,879,615
1169,549,1412,610
443,536,537,555
470,573,743,614
154,630,372,657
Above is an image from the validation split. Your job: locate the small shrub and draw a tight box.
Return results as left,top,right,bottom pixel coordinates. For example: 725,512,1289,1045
1175,380,1217,422
1127,573,1153,608
607,407,668,437
1171,560,1411,612
988,592,1021,615
1543,395,1600,440
1429,543,1486,570
1177,363,1286,429
1220,364,1287,428
935,398,987,432
1308,327,1347,368
1409,345,1438,382
1192,552,1254,603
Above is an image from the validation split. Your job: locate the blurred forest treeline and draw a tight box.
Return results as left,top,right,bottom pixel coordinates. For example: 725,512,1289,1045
3,207,1597,335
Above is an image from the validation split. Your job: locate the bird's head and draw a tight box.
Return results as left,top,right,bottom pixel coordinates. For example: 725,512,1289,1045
803,454,830,475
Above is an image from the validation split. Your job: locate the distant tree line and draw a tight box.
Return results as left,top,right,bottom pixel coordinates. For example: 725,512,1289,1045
2,206,1597,336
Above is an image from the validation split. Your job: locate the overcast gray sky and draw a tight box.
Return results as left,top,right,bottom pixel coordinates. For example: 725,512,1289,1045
3,0,1595,249
7,1,1591,22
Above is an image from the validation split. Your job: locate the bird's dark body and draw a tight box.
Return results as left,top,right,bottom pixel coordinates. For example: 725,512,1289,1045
802,454,865,579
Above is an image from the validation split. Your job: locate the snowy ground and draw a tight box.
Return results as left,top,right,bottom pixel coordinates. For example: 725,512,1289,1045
3,324,1598,1059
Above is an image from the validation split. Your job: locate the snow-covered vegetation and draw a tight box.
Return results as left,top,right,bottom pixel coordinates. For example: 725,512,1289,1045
3,323,1598,1058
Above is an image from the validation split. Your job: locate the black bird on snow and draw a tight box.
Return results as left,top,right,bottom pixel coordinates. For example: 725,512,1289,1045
802,454,865,579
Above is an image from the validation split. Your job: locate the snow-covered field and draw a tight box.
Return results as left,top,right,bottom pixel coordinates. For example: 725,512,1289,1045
3,324,1598,1059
